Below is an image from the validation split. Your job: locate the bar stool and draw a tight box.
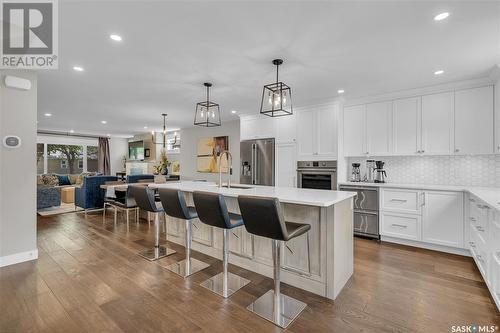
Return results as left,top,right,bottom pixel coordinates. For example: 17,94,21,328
238,195,310,329
193,191,250,298
130,185,176,261
158,188,210,277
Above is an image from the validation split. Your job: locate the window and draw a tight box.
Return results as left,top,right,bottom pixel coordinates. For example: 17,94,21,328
46,144,83,175
37,143,44,174
86,145,98,172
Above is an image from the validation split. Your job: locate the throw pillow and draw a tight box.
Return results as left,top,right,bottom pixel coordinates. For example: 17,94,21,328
57,174,71,186
37,175,44,185
76,172,97,185
42,174,59,186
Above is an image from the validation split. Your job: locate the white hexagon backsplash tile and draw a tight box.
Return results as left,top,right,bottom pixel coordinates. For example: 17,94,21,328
347,155,500,187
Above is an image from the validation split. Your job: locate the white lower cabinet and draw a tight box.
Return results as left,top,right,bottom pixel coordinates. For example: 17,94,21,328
381,211,420,240
380,188,464,249
467,194,500,310
422,191,464,248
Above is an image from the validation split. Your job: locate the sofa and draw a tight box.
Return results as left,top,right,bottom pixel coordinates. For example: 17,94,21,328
126,174,155,183
37,186,62,210
75,175,118,211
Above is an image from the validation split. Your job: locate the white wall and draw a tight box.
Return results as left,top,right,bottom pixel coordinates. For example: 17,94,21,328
0,71,38,266
179,120,240,183
109,137,128,175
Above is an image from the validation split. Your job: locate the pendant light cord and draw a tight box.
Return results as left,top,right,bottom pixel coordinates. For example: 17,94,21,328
276,63,279,84
206,85,210,105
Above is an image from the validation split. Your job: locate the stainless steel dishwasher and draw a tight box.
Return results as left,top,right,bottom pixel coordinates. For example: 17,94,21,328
339,185,379,239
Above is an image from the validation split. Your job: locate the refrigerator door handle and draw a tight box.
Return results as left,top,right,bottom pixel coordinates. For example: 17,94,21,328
251,143,256,185
254,143,258,184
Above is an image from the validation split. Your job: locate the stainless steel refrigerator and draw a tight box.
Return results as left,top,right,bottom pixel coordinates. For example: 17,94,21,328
240,138,275,186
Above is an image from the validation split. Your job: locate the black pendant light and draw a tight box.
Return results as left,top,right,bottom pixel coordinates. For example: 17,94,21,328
260,59,293,117
194,82,221,127
152,113,175,148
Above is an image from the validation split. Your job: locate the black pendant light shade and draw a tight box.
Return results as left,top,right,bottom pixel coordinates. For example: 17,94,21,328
194,82,221,127
260,59,293,117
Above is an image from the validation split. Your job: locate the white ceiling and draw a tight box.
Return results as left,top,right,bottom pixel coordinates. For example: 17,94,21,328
37,0,500,137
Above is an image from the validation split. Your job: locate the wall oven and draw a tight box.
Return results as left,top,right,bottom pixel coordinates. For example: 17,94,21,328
339,185,380,239
297,161,337,190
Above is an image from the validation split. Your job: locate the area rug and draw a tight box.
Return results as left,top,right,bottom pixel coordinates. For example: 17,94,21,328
37,202,83,216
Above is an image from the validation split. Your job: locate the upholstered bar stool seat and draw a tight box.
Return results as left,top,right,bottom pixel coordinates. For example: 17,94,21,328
193,191,250,298
238,195,310,329
159,188,210,277
130,185,176,261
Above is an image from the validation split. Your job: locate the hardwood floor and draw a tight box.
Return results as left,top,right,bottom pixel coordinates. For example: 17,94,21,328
1,212,499,332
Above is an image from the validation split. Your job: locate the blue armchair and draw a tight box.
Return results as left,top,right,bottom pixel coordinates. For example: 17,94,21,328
75,175,118,211
37,186,61,210
126,174,154,183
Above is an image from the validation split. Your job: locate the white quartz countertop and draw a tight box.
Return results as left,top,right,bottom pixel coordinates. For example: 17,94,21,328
149,181,357,207
338,181,500,212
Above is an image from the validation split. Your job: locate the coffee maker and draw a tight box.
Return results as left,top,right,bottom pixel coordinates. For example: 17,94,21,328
374,161,387,183
365,159,376,182
351,163,361,182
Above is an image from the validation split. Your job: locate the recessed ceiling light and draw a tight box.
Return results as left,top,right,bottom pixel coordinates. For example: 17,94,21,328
69,129,75,133
101,120,107,124
106,134,111,137
337,89,345,94
73,66,84,72
109,34,122,42
44,113,52,117
231,110,237,114
434,70,444,75
143,126,148,129
434,12,449,21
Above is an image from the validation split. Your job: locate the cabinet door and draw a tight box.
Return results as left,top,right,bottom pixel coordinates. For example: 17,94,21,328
366,101,392,155
316,106,337,157
381,211,421,241
421,92,454,155
454,86,494,154
496,84,500,154
240,116,275,140
343,105,366,156
191,219,213,246
297,110,315,158
422,191,464,248
276,143,297,187
393,97,421,155
275,112,297,143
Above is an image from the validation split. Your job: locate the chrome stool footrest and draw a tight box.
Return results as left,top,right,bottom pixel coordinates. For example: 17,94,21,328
246,290,307,329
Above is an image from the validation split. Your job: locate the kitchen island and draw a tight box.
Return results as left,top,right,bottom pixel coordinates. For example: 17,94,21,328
150,181,356,300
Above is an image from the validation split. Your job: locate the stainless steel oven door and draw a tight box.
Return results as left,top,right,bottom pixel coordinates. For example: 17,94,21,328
353,211,379,238
297,170,336,190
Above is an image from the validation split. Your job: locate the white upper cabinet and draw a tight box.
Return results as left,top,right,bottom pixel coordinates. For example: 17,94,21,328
495,84,500,154
454,86,494,155
393,97,421,155
317,106,338,156
421,92,454,155
366,101,393,155
343,105,366,156
275,112,297,143
240,115,275,141
297,105,338,160
297,110,316,157
422,191,464,248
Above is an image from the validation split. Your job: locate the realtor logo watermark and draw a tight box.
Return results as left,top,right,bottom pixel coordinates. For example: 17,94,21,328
1,0,58,69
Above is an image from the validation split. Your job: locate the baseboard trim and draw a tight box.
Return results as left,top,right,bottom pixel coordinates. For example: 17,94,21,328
0,249,38,267
380,236,470,256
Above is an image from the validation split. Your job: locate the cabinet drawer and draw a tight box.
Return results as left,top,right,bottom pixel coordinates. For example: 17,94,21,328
381,212,420,240
381,189,421,214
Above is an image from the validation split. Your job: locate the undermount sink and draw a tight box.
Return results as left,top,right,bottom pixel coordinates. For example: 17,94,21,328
220,185,253,189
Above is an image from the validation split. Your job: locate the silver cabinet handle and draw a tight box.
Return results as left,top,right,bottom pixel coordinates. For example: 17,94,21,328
422,192,426,206
391,224,408,228
470,217,476,222
421,150,425,153
476,226,485,232
469,241,476,248
390,199,408,203
455,148,460,153
469,198,475,203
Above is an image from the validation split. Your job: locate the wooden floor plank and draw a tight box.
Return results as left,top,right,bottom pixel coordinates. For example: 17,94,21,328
1,212,498,333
